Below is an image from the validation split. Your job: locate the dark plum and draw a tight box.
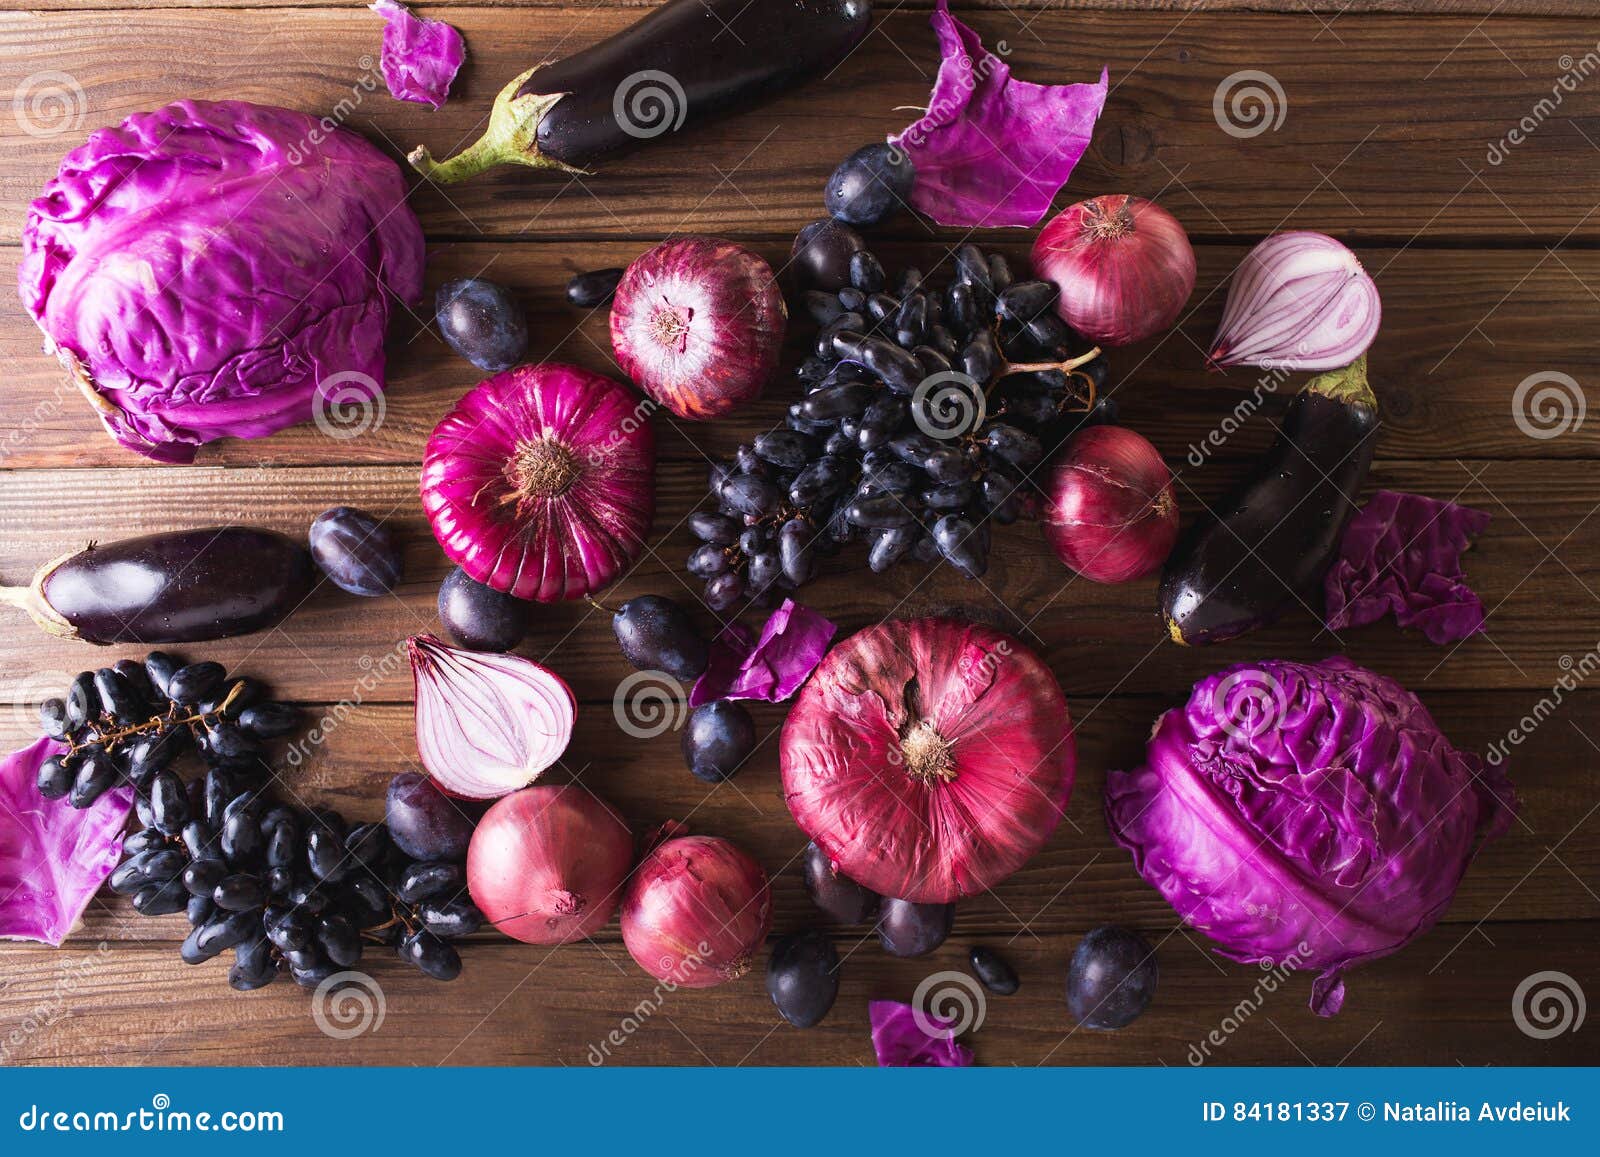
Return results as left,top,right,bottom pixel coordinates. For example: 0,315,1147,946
824,144,915,227
968,945,1020,995
611,595,707,682
308,506,403,597
766,928,840,1028
876,896,954,957
680,700,756,783
437,566,528,652
791,218,867,292
435,278,529,372
801,841,879,924
1066,925,1158,1030
566,267,625,309
386,772,475,861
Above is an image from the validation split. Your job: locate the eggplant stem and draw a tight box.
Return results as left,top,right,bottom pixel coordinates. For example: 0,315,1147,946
584,596,616,616
0,586,31,611
408,70,584,184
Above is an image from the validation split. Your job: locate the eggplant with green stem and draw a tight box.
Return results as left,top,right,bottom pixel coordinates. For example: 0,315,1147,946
409,0,874,183
1159,356,1379,645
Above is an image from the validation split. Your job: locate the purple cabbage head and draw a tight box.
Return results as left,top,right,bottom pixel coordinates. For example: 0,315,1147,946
18,100,426,463
1106,657,1516,1016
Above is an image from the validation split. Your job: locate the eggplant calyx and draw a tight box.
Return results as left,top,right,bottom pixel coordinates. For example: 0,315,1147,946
1303,354,1375,409
408,69,583,183
0,550,84,642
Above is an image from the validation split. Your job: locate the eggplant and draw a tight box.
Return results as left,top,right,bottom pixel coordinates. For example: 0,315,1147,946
0,527,314,645
1159,357,1379,645
410,0,873,182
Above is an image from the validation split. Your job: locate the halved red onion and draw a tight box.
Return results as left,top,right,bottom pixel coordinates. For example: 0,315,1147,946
408,634,575,799
1209,232,1381,371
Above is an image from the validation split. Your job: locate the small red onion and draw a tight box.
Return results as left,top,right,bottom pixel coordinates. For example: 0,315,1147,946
467,785,634,944
421,363,655,602
1043,426,1179,584
609,237,786,420
1031,195,1196,347
1209,232,1381,371
409,634,576,799
620,830,771,988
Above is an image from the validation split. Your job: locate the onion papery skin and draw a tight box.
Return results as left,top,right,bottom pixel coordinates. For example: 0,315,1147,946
780,617,1076,904
409,634,576,799
1031,195,1196,347
1043,426,1179,584
620,834,772,988
609,237,787,421
421,364,655,601
467,785,634,945
1208,231,1381,372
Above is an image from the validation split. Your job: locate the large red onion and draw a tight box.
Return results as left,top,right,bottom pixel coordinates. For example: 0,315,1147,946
1043,426,1179,584
620,830,772,988
467,785,634,945
1031,195,1196,346
609,237,786,421
781,617,1075,904
421,363,655,601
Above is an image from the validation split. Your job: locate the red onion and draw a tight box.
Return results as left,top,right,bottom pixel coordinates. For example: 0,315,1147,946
620,830,772,988
467,785,634,944
409,634,576,799
1031,195,1196,346
609,237,786,420
781,617,1075,903
421,363,655,602
1043,426,1179,584
1209,231,1381,371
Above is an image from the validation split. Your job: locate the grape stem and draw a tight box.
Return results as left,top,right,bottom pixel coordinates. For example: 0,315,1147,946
66,678,250,758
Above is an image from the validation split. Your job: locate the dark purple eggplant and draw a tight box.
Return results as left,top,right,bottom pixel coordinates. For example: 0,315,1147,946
409,0,873,182
1159,357,1379,645
0,528,314,645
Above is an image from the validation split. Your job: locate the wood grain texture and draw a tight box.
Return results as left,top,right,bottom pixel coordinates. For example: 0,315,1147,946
4,241,1599,471
4,8,1600,242
14,2,1592,14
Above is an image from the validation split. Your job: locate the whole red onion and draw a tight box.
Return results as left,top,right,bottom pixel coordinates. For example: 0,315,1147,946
609,237,786,420
467,785,634,945
1043,426,1179,584
420,363,655,601
620,831,771,988
781,617,1075,904
1032,195,1196,346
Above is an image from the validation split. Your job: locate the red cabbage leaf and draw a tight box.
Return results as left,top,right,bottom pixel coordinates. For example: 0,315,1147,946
0,737,133,946
887,0,1107,228
689,600,836,707
371,1,466,109
1325,489,1491,645
870,1000,974,1067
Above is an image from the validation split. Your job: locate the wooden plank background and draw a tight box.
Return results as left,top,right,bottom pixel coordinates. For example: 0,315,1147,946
0,0,1595,1067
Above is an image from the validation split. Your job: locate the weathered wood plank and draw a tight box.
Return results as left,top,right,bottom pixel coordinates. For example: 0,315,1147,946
3,241,1598,470
1,921,1592,1066
14,2,1591,15
0,459,1593,702
13,686,1592,949
2,9,1597,241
